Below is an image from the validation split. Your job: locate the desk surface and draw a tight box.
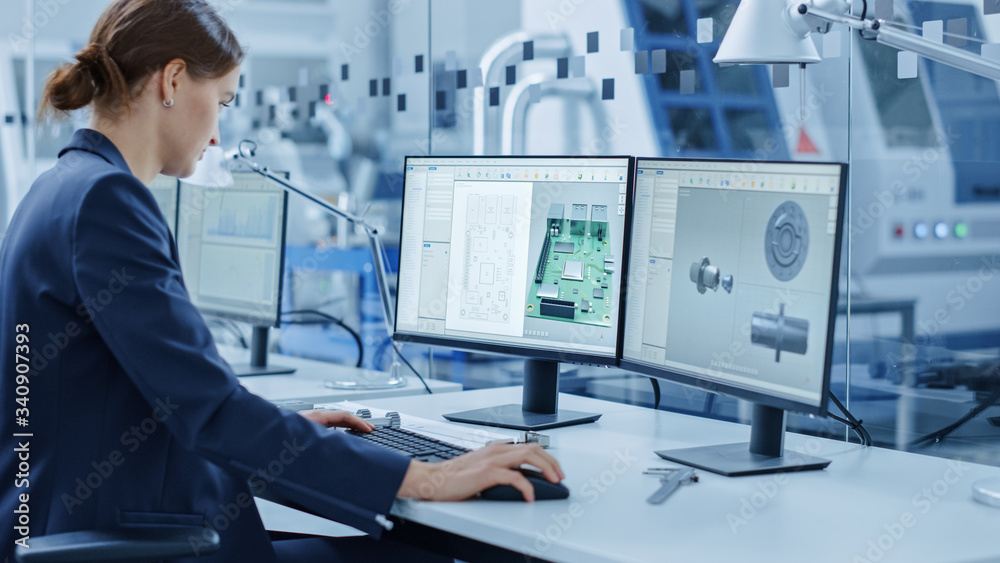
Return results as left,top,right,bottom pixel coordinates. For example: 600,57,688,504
217,346,462,403
355,388,1000,563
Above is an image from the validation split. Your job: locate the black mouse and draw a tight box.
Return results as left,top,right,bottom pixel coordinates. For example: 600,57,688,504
479,468,570,501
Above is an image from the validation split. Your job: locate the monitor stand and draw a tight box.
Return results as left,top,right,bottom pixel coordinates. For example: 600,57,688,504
442,358,601,431
230,326,295,377
655,404,830,477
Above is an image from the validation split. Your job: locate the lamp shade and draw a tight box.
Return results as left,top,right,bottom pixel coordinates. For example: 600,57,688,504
714,0,822,64
183,146,234,188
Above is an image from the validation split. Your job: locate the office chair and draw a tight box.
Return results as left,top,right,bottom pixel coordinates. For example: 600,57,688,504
14,526,219,562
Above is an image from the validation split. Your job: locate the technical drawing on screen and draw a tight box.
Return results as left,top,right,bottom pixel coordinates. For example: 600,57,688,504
395,156,633,430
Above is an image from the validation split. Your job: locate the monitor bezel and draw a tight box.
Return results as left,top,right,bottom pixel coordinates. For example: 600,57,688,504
392,155,637,368
618,158,848,417
175,171,290,329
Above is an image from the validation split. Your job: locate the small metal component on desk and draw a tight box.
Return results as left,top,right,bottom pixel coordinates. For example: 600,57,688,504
523,431,550,448
646,467,697,504
386,412,402,428
643,467,685,476
487,431,551,448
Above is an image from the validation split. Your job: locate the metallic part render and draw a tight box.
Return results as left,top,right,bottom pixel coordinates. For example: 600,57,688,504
751,303,809,362
765,201,809,281
721,275,733,293
689,257,733,294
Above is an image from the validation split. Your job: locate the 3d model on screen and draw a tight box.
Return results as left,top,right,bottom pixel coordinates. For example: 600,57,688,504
527,202,613,326
765,200,809,281
689,256,734,294
751,303,809,362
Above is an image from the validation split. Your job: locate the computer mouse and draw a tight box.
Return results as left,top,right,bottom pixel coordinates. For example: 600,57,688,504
479,468,570,501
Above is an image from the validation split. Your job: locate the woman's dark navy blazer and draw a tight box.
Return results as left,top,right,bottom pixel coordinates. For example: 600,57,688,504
0,129,410,562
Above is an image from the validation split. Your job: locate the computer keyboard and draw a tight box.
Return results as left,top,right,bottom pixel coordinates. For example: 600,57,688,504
326,403,571,501
345,409,472,463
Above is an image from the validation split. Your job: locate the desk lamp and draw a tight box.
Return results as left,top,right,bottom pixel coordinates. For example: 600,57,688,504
714,0,1000,79
187,142,406,389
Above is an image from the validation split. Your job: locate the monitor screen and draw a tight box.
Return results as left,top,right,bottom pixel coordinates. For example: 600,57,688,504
621,159,846,415
176,171,288,327
148,174,178,234
394,156,634,365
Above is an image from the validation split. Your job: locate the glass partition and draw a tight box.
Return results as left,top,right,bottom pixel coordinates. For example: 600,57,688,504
847,0,1000,463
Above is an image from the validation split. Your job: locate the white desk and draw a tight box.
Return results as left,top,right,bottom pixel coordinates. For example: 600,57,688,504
217,346,462,404
348,388,1000,563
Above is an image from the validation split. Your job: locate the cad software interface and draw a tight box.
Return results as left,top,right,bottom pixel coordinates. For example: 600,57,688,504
396,157,631,358
623,159,843,407
176,172,286,325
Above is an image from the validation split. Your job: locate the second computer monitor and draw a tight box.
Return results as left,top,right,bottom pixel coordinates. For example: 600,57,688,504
394,156,634,429
177,171,291,376
621,158,847,475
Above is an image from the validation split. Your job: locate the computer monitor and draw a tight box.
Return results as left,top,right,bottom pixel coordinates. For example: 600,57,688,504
620,158,847,476
149,174,179,234
394,156,635,430
177,171,292,376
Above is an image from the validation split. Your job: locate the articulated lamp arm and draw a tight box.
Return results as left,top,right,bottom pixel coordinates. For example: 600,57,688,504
715,0,1000,80
795,3,1000,80
229,140,396,336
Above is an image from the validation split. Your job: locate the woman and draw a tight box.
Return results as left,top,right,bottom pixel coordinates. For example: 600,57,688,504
0,1,563,561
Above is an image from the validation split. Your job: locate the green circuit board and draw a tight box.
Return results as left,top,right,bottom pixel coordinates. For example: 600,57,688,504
526,231,613,327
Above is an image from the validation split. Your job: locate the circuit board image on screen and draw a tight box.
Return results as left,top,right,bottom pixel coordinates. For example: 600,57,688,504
526,202,614,327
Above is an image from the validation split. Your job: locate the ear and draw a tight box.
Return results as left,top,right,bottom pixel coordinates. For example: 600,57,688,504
160,58,187,105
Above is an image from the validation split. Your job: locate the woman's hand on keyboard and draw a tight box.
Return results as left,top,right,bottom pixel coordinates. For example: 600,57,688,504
299,409,376,432
397,442,564,502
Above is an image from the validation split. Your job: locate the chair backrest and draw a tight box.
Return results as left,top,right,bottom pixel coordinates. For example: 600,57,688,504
15,527,220,562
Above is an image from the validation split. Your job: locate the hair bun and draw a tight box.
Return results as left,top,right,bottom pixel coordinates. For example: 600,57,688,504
75,43,117,91
75,43,109,71
74,42,128,111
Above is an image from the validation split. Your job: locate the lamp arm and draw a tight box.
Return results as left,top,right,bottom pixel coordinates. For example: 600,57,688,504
799,5,1000,80
365,225,396,335
231,153,362,225
871,23,1000,80
794,5,865,31
230,146,396,336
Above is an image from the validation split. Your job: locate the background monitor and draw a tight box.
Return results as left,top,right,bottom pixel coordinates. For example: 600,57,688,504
149,174,179,234
394,156,635,430
177,171,292,376
620,158,847,476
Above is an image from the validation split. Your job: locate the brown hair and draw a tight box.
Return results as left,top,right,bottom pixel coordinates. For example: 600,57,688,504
40,0,244,118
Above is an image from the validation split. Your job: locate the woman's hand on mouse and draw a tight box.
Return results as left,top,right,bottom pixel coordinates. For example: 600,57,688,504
397,442,564,502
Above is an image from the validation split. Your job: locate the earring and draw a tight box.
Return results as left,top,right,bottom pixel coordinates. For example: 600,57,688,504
163,99,174,108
